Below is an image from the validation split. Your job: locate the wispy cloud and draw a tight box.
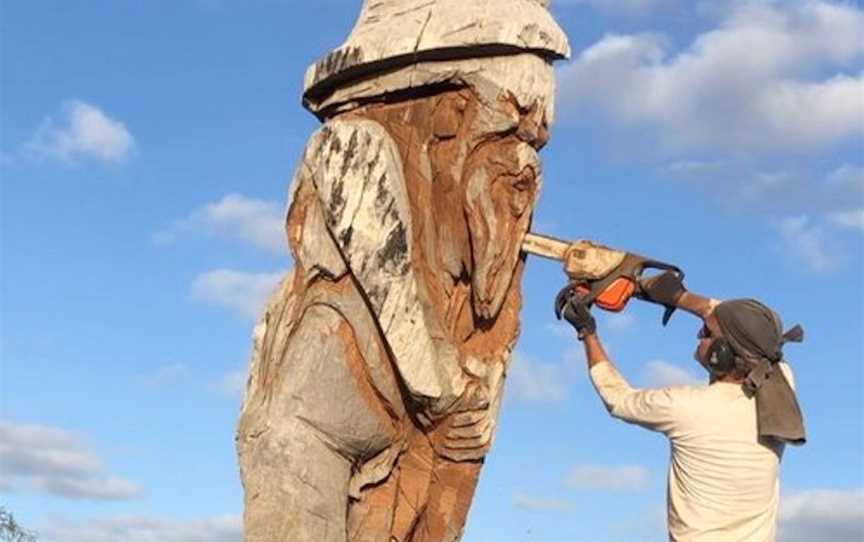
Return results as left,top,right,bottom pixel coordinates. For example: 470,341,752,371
559,1,864,154
217,368,247,398
39,513,242,542
662,162,861,270
155,194,286,254
829,210,864,232
602,311,636,332
779,489,864,542
566,464,650,491
774,215,842,273
547,313,634,338
662,162,863,230
506,352,572,403
32,476,142,501
136,363,191,389
643,360,703,387
513,493,572,513
190,269,284,319
564,1,864,275
0,421,142,501
824,165,864,234
556,0,678,16
22,100,135,163
544,321,575,340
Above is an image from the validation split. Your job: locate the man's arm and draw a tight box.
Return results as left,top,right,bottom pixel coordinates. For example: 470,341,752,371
676,291,721,320
582,329,683,434
583,332,609,369
639,272,720,321
555,287,685,435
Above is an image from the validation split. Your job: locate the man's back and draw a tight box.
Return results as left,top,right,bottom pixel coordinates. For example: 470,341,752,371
666,378,786,541
590,363,794,542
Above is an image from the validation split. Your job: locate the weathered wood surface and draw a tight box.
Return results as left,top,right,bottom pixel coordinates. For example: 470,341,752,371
303,0,570,112
237,1,568,541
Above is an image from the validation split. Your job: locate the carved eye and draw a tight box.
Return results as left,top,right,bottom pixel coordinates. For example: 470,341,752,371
508,170,536,216
512,175,532,192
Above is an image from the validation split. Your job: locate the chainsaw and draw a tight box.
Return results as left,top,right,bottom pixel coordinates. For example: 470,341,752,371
522,232,685,325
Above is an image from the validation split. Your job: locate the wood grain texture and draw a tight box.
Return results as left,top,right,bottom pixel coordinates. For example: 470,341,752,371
238,2,567,540
303,0,569,111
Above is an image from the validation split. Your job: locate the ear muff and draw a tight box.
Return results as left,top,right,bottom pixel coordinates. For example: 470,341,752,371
706,338,737,375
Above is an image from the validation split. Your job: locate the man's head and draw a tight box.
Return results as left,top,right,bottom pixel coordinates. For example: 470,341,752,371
695,299,786,381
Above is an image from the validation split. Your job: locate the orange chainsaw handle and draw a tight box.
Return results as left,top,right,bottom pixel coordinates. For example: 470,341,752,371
575,278,635,312
575,256,684,325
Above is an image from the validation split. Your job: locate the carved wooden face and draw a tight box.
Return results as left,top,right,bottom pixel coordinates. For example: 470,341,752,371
356,81,553,323
458,90,552,320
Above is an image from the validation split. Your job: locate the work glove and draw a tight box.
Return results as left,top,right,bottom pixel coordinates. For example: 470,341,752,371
638,271,686,326
638,271,686,307
554,284,596,340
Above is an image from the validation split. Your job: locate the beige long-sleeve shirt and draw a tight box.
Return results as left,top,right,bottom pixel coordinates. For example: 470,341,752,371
590,361,793,542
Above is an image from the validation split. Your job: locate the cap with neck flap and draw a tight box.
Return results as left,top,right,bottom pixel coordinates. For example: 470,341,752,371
302,0,571,114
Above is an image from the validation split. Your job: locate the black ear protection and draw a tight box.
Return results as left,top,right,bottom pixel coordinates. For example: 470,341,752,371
706,337,737,375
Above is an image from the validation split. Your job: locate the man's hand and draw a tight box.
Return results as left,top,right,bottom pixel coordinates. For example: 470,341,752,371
554,284,596,340
638,271,686,307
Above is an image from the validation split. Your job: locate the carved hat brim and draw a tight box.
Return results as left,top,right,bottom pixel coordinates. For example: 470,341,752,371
302,0,571,111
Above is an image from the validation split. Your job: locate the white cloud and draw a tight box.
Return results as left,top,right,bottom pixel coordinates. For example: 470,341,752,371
829,210,864,232
0,421,142,501
644,360,703,387
824,164,864,233
774,215,842,273
0,423,101,478
556,0,678,15
39,514,242,542
602,311,637,332
217,368,248,398
558,0,864,154
566,464,650,491
563,345,588,369
136,363,247,399
663,162,863,217
506,352,571,403
191,269,284,319
32,476,142,501
137,363,191,388
660,159,728,179
546,313,634,336
662,161,863,261
24,100,135,163
544,321,576,339
155,194,286,253
513,493,572,513
779,489,864,542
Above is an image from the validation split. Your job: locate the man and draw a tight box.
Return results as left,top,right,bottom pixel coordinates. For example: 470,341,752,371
554,271,805,542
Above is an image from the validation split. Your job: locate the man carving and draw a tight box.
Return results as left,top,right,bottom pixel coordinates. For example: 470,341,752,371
236,2,570,541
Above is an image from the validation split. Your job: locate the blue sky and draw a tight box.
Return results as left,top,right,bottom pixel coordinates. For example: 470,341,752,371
1,1,862,541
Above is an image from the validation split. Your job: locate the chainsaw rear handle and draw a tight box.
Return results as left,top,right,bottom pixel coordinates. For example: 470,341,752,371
575,255,685,325
636,260,685,326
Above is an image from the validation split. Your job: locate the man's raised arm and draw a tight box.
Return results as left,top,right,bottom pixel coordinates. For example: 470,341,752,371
639,272,720,320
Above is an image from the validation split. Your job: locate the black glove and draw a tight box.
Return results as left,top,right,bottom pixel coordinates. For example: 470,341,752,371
638,271,686,307
554,284,596,340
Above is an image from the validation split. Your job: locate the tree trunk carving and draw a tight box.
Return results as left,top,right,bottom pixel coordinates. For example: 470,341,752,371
237,2,569,540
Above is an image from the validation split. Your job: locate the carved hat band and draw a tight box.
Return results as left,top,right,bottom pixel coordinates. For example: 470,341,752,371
302,0,571,111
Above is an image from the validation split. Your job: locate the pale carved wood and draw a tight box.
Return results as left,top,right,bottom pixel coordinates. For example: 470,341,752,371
237,2,568,541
